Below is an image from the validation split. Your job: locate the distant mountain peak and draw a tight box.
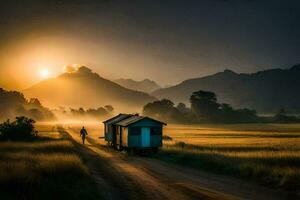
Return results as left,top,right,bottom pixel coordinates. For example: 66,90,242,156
60,65,100,79
210,68,238,78
114,78,161,93
141,79,157,84
223,69,236,74
23,66,155,111
63,64,94,74
77,66,93,74
291,63,300,71
152,64,300,113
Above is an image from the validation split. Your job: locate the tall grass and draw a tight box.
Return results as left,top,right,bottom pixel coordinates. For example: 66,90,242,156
0,126,100,200
156,124,300,191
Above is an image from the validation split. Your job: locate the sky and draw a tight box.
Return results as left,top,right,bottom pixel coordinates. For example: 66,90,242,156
0,0,299,90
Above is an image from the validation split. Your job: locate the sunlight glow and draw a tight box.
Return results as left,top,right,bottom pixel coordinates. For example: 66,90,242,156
40,69,50,78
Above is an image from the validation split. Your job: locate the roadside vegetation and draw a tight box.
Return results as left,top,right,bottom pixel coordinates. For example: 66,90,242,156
0,116,37,141
156,124,300,192
0,120,100,199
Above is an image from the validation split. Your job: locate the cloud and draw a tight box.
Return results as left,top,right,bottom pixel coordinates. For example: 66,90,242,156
63,64,80,73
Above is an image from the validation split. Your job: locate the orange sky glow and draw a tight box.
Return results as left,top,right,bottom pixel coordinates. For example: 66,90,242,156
0,35,185,90
1,1,299,91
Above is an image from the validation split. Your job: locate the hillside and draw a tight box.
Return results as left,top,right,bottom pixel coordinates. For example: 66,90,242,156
0,88,55,121
152,64,300,113
23,66,156,111
114,78,161,93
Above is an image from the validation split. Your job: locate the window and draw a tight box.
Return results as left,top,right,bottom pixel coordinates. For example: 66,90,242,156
151,127,161,135
130,127,141,135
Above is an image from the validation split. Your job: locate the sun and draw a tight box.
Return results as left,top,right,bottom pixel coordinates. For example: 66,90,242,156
39,69,50,78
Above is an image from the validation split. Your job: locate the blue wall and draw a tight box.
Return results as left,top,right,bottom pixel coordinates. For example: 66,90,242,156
127,118,163,148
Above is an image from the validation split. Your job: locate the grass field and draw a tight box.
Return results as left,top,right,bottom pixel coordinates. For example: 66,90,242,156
0,124,100,200
157,124,300,191
60,122,300,193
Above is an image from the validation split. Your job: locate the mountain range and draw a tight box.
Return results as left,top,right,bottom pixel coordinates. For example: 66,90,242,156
114,78,161,93
23,64,300,114
152,64,300,113
23,66,155,111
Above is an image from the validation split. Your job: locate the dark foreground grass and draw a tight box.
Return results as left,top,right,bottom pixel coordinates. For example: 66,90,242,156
0,128,101,200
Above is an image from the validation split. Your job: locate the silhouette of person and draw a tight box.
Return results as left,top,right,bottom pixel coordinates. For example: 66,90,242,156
80,126,88,144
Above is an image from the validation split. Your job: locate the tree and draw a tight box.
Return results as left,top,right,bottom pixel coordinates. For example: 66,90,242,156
276,108,287,116
78,107,85,115
143,99,181,122
142,90,261,123
104,105,114,113
97,107,109,115
234,108,258,123
86,107,109,117
0,88,56,121
190,90,220,120
0,116,37,140
218,103,236,122
29,98,42,107
176,103,189,114
273,108,300,123
144,99,174,115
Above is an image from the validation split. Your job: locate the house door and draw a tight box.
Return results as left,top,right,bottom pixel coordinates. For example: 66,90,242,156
141,127,151,147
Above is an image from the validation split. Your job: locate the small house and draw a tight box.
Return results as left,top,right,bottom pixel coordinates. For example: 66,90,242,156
103,113,133,146
103,114,166,151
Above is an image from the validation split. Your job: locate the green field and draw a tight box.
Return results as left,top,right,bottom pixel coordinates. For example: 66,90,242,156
157,124,300,191
0,125,100,200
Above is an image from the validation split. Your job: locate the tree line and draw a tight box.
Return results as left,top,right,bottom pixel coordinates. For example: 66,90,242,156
143,90,300,123
55,105,114,120
0,88,115,122
1,87,299,124
0,88,55,121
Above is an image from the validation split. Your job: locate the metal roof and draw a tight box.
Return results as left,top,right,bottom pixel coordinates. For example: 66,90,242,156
103,114,133,125
116,115,166,127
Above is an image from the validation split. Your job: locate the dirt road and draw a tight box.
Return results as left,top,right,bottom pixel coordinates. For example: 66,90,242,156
61,127,296,200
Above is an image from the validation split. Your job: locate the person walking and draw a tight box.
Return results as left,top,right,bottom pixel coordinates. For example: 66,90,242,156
80,126,88,144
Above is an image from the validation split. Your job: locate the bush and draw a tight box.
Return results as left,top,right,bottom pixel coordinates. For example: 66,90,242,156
0,116,37,140
175,141,186,149
162,135,173,141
